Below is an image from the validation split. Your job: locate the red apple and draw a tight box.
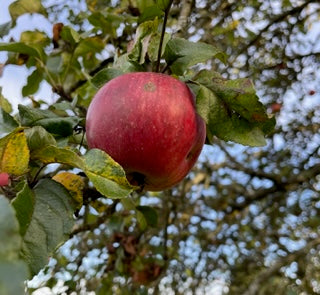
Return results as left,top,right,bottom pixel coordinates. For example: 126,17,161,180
270,103,282,113
0,172,9,186
309,90,316,96
86,72,206,191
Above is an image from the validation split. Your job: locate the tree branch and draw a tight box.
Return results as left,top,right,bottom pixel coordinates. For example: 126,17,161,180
175,0,194,37
70,200,118,237
233,0,315,60
242,237,320,295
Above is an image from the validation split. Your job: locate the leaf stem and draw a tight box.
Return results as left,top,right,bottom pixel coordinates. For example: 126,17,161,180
156,0,174,72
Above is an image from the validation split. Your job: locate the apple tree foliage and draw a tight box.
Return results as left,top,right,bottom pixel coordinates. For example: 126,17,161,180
0,0,319,294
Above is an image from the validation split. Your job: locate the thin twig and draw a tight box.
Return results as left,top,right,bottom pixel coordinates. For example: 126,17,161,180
70,200,119,237
156,0,174,72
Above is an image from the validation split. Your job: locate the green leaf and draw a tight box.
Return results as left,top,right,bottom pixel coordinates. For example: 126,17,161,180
198,84,267,146
17,179,75,276
83,149,135,199
0,196,29,295
0,89,13,114
128,19,159,64
138,5,164,23
0,42,42,59
113,53,144,73
0,260,29,295
192,70,275,146
9,0,48,24
0,109,18,135
201,72,269,122
31,145,84,169
46,55,64,74
147,32,170,62
91,68,124,89
136,206,158,227
60,26,80,45
0,129,30,175
20,30,50,48
11,182,35,237
0,196,22,259
24,126,56,152
164,38,227,75
22,68,43,97
88,11,126,37
74,37,104,57
136,210,148,231
18,105,79,137
0,21,12,38
156,0,171,11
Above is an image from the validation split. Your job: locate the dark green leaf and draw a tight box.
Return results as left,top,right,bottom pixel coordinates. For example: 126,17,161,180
164,38,227,75
0,42,41,59
0,22,12,38
18,179,76,276
136,206,158,227
22,68,43,97
91,68,124,89
11,182,35,237
0,196,29,294
18,105,79,137
0,109,18,135
192,70,275,146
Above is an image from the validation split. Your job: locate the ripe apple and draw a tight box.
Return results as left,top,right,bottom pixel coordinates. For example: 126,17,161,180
86,72,206,191
0,172,10,186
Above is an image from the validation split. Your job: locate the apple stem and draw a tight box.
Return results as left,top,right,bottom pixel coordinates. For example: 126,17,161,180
156,0,174,73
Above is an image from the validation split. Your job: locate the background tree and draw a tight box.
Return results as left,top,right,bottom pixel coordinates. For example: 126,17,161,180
0,0,319,294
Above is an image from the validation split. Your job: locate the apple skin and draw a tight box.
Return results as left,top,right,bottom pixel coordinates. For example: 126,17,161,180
86,72,206,191
0,172,9,186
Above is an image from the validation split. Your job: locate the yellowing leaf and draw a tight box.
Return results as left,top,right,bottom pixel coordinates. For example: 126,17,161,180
0,129,29,175
83,149,135,198
90,199,109,213
52,172,85,209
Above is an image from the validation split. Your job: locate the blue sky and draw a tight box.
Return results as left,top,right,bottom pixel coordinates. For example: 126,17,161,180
0,0,53,111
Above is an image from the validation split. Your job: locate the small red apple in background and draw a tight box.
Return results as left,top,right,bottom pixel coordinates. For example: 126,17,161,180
86,72,206,191
270,103,282,113
0,172,10,186
309,90,316,96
